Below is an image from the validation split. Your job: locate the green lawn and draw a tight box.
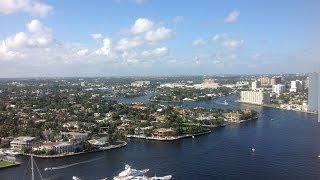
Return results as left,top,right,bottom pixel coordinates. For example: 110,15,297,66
0,160,15,167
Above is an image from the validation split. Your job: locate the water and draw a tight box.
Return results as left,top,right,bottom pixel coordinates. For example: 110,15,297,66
1,95,320,179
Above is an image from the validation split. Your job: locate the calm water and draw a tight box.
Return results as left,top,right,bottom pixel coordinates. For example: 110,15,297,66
1,95,320,180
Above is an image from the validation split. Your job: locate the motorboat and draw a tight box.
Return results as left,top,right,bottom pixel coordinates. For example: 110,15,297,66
114,164,149,180
222,100,228,105
4,149,21,156
114,164,172,180
45,167,54,171
251,148,255,153
72,176,82,180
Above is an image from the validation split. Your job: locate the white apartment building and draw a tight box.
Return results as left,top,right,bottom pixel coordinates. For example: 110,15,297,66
290,80,303,92
240,91,270,105
272,84,286,94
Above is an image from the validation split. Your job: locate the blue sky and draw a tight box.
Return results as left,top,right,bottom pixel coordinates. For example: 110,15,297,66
0,0,319,77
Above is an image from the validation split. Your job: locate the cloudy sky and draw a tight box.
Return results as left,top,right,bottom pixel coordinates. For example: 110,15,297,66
0,0,319,77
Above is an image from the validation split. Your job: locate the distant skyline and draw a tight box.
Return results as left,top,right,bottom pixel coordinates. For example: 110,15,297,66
0,0,319,77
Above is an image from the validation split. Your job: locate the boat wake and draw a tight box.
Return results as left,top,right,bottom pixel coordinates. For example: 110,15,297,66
44,157,104,171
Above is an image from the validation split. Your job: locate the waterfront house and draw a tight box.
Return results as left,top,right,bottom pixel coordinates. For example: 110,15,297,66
61,132,88,141
88,137,110,147
152,128,175,138
223,112,241,123
10,136,37,150
117,123,131,131
39,141,82,154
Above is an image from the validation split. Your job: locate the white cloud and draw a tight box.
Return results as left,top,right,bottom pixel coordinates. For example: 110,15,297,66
0,0,53,18
0,17,174,70
129,0,146,4
131,18,154,34
144,27,173,42
2,19,54,51
192,38,207,46
77,49,89,56
0,41,25,61
96,38,113,56
90,33,103,40
121,18,174,44
212,34,244,50
222,39,244,49
115,37,142,51
125,58,139,64
224,10,240,23
114,0,146,4
212,34,228,41
212,60,222,64
141,46,169,58
173,16,184,24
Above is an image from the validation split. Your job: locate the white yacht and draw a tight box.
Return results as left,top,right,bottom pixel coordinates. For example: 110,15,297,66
251,148,255,153
72,176,82,180
4,149,21,156
114,164,172,180
114,164,149,180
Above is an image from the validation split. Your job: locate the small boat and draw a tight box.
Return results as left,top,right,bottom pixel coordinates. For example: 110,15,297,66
192,136,195,139
223,100,228,105
270,118,274,121
4,149,21,156
318,155,320,158
72,176,82,180
44,167,54,171
251,148,255,153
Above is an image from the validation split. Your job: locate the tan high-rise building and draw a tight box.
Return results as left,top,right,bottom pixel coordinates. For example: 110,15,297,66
259,77,271,86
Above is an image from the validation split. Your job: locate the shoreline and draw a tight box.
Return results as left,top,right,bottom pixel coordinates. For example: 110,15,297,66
0,160,20,170
22,141,127,158
237,101,318,115
126,131,211,141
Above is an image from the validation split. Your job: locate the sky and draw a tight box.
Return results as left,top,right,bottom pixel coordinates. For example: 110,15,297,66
0,0,319,77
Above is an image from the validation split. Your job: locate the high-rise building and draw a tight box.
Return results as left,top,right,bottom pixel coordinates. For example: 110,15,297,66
271,76,282,85
308,73,319,112
272,84,286,94
290,80,303,92
259,77,271,86
251,80,261,90
304,77,309,89
240,91,270,105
